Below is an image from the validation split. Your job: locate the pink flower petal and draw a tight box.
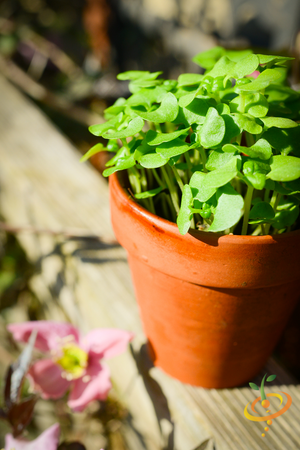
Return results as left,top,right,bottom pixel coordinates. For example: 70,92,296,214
28,359,70,399
7,321,80,352
68,361,112,412
5,423,60,450
81,328,133,360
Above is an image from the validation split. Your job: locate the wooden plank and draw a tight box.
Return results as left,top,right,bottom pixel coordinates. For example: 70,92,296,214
0,73,299,449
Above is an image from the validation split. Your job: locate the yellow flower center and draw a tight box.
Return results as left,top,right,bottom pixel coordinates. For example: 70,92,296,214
56,343,88,380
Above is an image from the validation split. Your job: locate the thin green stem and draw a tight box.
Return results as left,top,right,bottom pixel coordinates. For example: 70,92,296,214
261,223,267,235
184,151,193,179
193,148,200,165
158,193,170,220
128,167,141,194
260,374,267,401
171,165,184,192
140,168,148,190
245,132,255,147
264,192,281,235
161,165,180,215
236,133,242,145
264,189,270,203
251,225,261,236
147,197,156,214
152,168,163,187
155,122,162,133
200,147,207,172
241,185,254,235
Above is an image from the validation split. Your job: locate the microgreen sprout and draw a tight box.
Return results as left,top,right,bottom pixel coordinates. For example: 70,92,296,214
249,373,277,408
84,47,300,235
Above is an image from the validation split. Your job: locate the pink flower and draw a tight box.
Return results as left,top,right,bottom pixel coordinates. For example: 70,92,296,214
7,321,133,412
5,423,60,450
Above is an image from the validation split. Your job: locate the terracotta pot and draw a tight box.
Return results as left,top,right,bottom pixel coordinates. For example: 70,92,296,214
109,172,300,388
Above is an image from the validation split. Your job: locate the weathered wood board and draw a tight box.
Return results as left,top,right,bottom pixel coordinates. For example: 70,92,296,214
0,73,300,450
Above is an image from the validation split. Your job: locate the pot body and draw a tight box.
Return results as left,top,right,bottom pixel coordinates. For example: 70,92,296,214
109,173,300,388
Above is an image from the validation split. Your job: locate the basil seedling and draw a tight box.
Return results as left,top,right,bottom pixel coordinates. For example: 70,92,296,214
84,47,300,236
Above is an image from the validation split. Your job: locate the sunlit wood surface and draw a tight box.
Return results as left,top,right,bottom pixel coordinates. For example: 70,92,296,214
0,74,299,450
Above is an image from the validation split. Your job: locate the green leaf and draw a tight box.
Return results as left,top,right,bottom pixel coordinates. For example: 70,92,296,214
102,117,144,139
126,87,168,107
146,128,190,146
283,179,300,195
249,382,259,390
273,206,300,229
89,114,122,137
139,152,168,169
249,202,275,220
129,73,163,90
265,85,299,103
183,98,212,125
207,157,240,187
207,56,236,78
262,126,300,156
208,184,244,232
134,140,169,168
257,55,294,66
248,139,273,160
225,49,253,62
105,146,127,167
245,173,266,190
178,73,203,87
117,70,151,80
277,197,300,210
206,149,236,170
178,92,199,108
102,154,135,177
80,143,107,162
201,157,239,190
223,139,272,161
260,117,298,129
192,46,225,69
235,69,281,93
218,114,242,145
104,98,127,118
177,185,193,235
156,138,192,159
135,185,165,199
190,171,217,202
230,54,259,79
216,103,230,115
266,374,277,382
268,155,300,182
230,93,269,118
243,159,270,189
200,108,226,148
234,114,263,134
131,92,178,123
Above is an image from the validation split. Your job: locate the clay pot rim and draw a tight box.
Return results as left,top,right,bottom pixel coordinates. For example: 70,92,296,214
111,171,300,244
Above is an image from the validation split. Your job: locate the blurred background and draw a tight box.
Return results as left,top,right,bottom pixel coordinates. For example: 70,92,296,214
1,0,300,447
1,0,300,158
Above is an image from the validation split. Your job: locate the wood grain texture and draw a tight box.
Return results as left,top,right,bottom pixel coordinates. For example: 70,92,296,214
0,73,299,450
